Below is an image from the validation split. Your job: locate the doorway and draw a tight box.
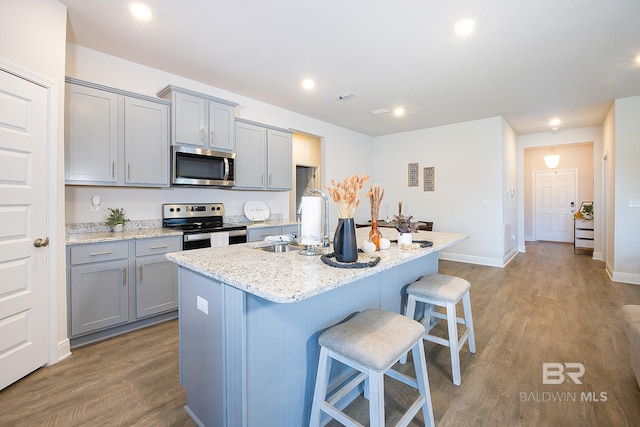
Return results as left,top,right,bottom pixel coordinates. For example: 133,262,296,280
289,132,322,220
534,169,577,242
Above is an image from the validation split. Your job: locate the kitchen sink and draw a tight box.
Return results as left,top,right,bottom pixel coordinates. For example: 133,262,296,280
257,242,304,253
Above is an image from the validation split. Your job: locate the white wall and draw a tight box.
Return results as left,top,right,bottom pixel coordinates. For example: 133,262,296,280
0,0,68,361
612,96,640,284
602,104,616,277
372,117,505,266
65,44,373,227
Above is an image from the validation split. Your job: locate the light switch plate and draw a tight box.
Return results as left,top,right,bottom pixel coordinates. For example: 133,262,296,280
629,199,640,208
197,296,208,315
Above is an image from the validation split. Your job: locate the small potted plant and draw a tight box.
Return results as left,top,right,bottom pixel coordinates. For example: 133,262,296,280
105,207,129,232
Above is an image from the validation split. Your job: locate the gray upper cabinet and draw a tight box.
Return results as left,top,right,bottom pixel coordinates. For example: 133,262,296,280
235,118,293,190
65,83,118,183
65,78,170,187
157,85,238,152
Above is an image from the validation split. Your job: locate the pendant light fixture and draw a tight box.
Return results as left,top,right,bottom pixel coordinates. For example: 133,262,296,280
544,147,560,170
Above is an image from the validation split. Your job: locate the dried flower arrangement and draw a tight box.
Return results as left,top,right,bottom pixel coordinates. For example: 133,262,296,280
324,174,370,218
365,183,384,221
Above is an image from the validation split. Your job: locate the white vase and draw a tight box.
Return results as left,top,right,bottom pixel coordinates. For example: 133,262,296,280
397,232,412,245
112,224,124,232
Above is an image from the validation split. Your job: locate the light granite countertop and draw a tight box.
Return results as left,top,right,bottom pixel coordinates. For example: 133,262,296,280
66,228,183,245
166,228,468,304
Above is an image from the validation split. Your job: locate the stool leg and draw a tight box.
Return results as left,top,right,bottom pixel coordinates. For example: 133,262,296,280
462,291,476,353
446,301,462,386
400,295,418,364
412,340,435,427
368,370,385,427
310,347,331,427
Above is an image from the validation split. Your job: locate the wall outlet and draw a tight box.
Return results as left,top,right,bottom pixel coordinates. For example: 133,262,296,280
196,296,208,315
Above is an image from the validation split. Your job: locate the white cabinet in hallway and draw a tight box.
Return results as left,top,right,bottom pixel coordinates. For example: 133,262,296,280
65,78,170,187
235,118,293,190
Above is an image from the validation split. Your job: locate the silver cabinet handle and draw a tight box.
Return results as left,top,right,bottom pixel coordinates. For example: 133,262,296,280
127,163,131,180
33,237,49,247
139,265,143,282
112,161,116,178
123,267,127,286
210,130,214,144
261,174,264,185
201,128,205,142
150,245,169,250
269,174,272,185
90,251,114,256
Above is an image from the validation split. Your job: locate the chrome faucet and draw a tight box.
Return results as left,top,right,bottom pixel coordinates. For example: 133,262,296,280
298,189,330,247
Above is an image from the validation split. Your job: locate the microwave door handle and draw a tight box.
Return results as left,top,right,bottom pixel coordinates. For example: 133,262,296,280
223,158,230,181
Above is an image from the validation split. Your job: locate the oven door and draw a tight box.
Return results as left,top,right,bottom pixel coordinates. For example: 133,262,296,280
183,229,247,250
172,145,235,187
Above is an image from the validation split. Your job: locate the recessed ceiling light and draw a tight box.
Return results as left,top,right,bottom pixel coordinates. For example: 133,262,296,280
454,19,475,37
129,2,152,20
550,118,561,126
302,79,315,90
393,107,405,117
635,54,640,64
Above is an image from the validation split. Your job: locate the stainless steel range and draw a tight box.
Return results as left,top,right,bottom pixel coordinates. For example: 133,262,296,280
162,203,247,250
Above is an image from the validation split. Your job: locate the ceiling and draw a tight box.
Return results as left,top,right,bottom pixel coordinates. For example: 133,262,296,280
61,0,640,137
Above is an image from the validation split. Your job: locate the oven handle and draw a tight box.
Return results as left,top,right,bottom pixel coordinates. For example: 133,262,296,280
184,230,246,242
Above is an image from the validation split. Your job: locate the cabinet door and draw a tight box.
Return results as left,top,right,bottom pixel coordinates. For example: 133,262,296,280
235,121,266,188
174,92,206,146
208,102,235,152
267,129,292,190
135,255,178,318
124,97,169,186
247,226,283,242
65,83,118,183
70,260,129,336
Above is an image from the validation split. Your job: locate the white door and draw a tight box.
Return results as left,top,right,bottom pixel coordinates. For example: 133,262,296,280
0,69,49,390
534,170,577,242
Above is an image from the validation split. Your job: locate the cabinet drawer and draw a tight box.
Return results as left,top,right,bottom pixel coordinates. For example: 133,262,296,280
575,238,594,249
575,229,594,239
70,241,129,265
135,236,181,256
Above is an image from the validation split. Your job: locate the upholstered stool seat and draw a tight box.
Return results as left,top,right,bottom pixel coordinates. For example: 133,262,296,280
404,274,476,386
310,308,435,427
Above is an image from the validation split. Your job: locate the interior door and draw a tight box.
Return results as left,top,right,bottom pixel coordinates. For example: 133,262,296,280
534,170,577,242
0,69,49,390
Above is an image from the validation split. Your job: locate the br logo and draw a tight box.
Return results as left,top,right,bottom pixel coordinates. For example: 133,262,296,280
542,362,585,385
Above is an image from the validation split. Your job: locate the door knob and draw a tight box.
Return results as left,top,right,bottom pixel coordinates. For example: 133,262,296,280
33,237,49,247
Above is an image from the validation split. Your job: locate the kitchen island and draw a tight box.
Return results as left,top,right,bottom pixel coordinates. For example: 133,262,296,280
166,228,467,427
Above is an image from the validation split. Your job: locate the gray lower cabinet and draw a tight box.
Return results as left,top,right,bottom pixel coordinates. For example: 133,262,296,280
235,118,293,190
65,77,170,187
247,224,298,242
135,237,180,318
67,236,180,345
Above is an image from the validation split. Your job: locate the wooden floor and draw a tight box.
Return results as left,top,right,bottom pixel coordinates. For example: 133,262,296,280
1,242,639,426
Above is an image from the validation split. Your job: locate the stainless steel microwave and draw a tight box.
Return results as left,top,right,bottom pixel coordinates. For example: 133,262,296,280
172,145,236,187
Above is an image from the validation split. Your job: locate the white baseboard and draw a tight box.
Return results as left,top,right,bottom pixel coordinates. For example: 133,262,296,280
611,271,640,285
592,251,603,261
518,245,527,252
525,235,535,241
56,338,72,363
439,252,504,268
503,249,519,267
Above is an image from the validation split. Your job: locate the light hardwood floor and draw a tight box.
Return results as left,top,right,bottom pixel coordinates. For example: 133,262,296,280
1,242,639,426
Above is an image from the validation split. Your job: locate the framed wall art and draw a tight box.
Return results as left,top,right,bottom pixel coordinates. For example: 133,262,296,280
423,166,435,191
408,163,419,187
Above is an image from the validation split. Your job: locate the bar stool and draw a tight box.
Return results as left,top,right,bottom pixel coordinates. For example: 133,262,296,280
309,308,435,427
404,274,476,386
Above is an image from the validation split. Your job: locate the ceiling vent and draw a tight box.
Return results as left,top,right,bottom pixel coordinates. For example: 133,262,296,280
370,108,391,115
335,92,357,100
